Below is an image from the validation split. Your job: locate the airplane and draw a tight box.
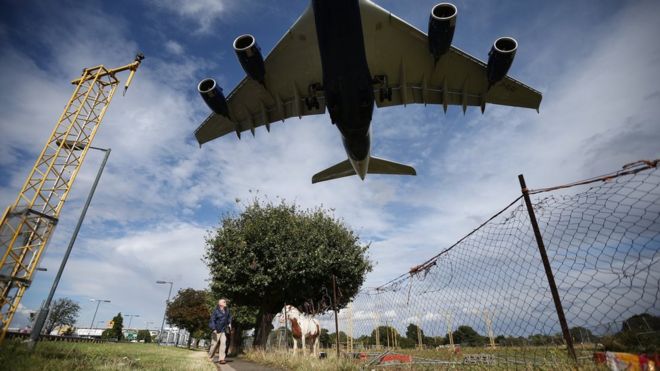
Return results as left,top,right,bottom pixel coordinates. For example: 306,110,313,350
194,0,542,184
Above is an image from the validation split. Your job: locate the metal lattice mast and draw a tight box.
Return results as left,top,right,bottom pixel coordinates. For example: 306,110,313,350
0,55,143,343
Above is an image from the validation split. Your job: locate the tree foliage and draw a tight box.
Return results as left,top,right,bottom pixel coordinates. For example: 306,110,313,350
166,288,211,348
449,325,486,346
319,328,331,348
204,198,372,347
602,313,660,353
370,325,400,347
45,298,80,334
406,323,424,341
111,313,124,341
137,329,152,343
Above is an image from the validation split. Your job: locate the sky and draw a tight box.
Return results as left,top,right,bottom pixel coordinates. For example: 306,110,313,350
1,0,659,331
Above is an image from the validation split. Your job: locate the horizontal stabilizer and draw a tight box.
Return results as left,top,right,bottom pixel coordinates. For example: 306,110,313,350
367,157,417,176
311,156,416,184
312,160,355,184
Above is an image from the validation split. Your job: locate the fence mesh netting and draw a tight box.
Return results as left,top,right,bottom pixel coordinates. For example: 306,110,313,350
269,160,659,368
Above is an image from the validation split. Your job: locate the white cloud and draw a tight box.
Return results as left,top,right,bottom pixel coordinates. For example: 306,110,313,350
165,40,184,55
147,0,228,34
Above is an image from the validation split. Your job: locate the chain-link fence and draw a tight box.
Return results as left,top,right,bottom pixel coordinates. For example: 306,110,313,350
271,160,659,368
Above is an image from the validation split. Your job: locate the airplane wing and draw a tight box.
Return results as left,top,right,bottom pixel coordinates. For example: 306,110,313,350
359,0,542,112
195,5,325,145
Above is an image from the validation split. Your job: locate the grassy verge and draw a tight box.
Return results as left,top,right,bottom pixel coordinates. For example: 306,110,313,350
244,347,606,370
0,340,215,370
244,349,360,371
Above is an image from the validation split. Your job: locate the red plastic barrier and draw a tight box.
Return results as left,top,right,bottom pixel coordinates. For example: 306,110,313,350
380,354,413,364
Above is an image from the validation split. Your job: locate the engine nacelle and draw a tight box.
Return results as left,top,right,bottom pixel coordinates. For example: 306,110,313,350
486,37,517,86
428,3,457,61
198,78,230,118
234,34,265,84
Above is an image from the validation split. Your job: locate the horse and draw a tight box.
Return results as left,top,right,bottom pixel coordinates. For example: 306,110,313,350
281,305,320,356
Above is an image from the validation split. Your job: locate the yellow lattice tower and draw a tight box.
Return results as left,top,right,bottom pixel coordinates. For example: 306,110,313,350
0,55,143,343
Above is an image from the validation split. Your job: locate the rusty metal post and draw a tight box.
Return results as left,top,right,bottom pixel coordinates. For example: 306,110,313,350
332,275,340,358
518,174,577,363
284,301,288,352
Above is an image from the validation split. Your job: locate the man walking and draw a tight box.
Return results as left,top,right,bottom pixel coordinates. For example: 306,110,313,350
209,298,232,364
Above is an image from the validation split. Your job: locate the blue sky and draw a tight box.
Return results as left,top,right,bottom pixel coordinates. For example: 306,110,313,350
1,0,659,330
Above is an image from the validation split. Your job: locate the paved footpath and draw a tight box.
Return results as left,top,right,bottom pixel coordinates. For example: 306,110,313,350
213,357,281,371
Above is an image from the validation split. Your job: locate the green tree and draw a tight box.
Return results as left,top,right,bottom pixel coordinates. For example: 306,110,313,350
45,298,80,334
101,329,114,340
451,325,485,346
602,313,660,353
166,288,211,348
111,313,124,341
205,198,372,347
405,323,424,342
370,325,400,347
329,331,349,346
319,328,331,348
137,329,152,343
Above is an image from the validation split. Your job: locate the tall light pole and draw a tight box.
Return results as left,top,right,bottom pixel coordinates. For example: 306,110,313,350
89,299,111,330
156,280,173,345
28,146,111,350
125,314,140,330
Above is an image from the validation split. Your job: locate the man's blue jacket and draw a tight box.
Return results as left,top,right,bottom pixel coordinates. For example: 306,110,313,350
209,306,232,333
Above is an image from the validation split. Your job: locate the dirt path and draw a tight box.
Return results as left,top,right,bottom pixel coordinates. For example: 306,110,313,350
212,357,282,371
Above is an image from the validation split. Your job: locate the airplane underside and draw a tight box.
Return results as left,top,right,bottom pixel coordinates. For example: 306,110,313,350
311,0,416,183
194,0,542,184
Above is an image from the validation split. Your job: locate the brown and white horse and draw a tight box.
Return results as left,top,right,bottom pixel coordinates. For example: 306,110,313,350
281,305,320,356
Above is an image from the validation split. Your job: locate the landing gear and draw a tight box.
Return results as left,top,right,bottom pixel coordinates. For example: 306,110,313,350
305,83,322,110
373,75,392,102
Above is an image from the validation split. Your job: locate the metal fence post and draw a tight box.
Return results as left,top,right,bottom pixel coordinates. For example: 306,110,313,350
518,174,577,363
332,275,340,359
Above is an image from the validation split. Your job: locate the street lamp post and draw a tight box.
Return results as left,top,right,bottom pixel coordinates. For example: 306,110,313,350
89,299,111,330
156,280,173,345
27,147,111,350
125,314,140,330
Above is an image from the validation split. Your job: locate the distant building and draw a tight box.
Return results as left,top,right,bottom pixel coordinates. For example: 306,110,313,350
75,328,104,337
160,326,190,346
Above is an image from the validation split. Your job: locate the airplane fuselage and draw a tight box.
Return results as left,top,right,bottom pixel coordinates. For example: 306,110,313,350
312,0,374,178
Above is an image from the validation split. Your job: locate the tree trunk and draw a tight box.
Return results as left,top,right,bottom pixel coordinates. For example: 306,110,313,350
252,310,275,348
228,324,243,355
187,333,192,349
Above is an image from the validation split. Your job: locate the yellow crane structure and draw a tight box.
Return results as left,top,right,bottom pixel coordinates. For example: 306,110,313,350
0,54,144,343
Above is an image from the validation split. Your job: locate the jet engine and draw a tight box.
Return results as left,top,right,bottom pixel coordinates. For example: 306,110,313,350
198,78,230,117
234,34,266,84
486,37,517,86
428,3,457,61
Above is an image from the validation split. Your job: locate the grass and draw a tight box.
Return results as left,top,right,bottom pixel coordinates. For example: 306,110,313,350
245,346,608,370
0,340,216,370
245,349,360,371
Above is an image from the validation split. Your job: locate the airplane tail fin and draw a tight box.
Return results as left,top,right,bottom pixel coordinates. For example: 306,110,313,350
311,156,416,184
